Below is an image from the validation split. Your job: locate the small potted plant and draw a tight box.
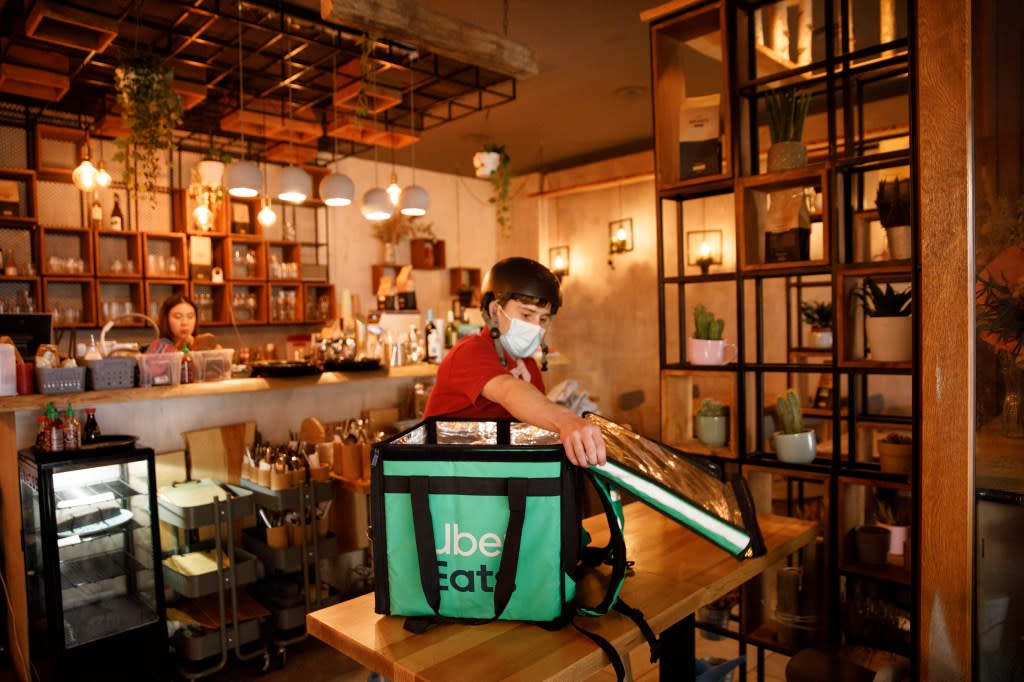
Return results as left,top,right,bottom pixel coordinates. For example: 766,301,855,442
765,87,811,172
694,398,728,448
874,492,912,558
875,177,912,260
877,432,912,475
852,277,912,362
473,143,512,237
114,53,184,203
773,388,816,463
688,304,736,365
800,300,833,349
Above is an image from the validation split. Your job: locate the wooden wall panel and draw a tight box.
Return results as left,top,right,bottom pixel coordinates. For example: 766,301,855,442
917,0,974,678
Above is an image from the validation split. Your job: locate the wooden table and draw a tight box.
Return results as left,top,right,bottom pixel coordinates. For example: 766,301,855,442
307,502,817,681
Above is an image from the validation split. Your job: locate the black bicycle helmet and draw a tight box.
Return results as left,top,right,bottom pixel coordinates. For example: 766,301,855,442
480,257,562,317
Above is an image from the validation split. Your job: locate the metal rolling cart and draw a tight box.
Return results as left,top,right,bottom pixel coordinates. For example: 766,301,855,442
241,476,339,667
157,479,270,677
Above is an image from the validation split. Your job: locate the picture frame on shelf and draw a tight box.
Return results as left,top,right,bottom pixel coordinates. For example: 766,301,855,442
231,200,253,234
0,179,22,216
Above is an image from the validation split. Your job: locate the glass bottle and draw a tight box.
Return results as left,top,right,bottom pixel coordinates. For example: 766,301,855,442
444,309,459,350
44,402,63,452
425,309,441,363
90,198,103,230
83,408,101,444
109,193,124,231
62,404,80,450
35,414,50,450
180,345,193,384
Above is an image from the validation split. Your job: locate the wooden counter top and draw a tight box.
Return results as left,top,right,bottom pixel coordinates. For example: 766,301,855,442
0,363,437,414
307,503,818,681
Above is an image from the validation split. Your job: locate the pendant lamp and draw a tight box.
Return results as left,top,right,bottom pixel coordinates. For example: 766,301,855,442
320,173,354,206
399,64,429,216
385,171,402,206
225,1,262,199
361,188,393,221
95,140,112,188
278,165,311,204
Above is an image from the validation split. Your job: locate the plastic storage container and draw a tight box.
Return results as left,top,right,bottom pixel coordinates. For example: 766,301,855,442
136,352,182,387
87,357,137,390
190,348,235,382
36,366,87,394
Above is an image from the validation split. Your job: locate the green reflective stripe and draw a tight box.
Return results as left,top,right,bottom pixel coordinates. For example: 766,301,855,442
591,461,750,555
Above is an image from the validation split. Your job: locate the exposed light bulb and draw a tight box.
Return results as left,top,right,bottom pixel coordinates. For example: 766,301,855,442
95,162,112,188
385,173,402,206
72,159,98,192
257,197,277,227
192,203,213,230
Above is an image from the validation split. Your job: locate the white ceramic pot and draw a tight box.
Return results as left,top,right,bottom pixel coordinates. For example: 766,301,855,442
473,151,502,178
695,415,727,447
809,328,833,349
865,315,913,362
687,338,737,366
774,429,817,464
885,225,911,259
878,522,910,556
196,159,226,187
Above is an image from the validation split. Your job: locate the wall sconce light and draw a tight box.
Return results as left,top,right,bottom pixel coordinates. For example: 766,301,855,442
687,230,723,275
609,218,634,254
549,245,570,279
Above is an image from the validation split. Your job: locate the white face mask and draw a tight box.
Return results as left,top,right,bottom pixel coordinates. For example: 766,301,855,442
497,306,545,358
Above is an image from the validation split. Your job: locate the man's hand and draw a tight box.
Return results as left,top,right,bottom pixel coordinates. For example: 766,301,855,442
555,413,607,467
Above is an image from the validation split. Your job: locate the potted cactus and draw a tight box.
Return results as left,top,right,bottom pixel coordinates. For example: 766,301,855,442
875,177,912,259
800,300,833,349
773,388,816,463
852,277,912,363
694,398,728,448
875,493,912,558
688,304,736,365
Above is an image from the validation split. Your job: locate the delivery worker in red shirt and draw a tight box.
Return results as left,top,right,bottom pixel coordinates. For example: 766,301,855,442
424,257,606,468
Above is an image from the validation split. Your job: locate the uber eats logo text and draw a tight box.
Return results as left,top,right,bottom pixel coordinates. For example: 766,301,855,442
435,523,502,593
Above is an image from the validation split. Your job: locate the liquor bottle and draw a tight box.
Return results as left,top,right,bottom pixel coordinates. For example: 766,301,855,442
444,309,458,350
180,345,193,384
62,404,80,450
90,198,103,230
83,408,101,444
424,309,441,363
109,194,124,231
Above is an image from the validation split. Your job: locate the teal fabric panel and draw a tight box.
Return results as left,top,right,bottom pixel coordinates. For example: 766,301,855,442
383,457,567,621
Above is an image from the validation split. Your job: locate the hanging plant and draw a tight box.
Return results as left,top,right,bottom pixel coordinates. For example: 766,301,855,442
474,143,512,237
113,54,184,203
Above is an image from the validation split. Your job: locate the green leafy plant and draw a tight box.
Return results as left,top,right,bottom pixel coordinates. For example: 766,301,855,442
875,177,912,228
765,87,811,144
201,146,232,163
696,398,726,418
852,277,912,317
693,304,725,340
875,498,912,527
482,143,512,237
800,300,833,329
775,388,804,435
114,53,184,203
976,269,1024,357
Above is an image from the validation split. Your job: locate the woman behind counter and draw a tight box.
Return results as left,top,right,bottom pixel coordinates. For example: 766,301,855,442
147,294,217,353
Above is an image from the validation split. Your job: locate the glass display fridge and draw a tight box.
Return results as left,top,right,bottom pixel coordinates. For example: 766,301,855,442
19,437,167,681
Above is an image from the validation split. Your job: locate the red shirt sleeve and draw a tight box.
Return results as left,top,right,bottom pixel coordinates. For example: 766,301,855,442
424,330,546,419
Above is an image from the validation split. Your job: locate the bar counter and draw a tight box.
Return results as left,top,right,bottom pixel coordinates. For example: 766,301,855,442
0,363,437,682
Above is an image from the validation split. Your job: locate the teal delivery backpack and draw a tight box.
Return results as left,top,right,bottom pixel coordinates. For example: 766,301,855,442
370,415,765,675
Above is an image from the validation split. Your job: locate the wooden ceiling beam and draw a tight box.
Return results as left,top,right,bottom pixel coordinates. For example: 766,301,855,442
319,0,538,79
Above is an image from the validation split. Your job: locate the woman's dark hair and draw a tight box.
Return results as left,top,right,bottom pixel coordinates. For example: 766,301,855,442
157,294,198,340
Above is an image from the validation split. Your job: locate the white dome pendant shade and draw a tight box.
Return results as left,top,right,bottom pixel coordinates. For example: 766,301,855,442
399,185,429,216
361,188,393,221
319,173,354,207
225,159,262,198
278,165,311,204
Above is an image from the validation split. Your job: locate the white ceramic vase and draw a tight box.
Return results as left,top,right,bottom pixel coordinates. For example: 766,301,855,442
809,328,833,349
695,415,727,447
196,159,226,187
886,225,911,259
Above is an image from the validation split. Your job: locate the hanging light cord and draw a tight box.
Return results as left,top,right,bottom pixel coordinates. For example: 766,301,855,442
409,61,416,184
236,1,246,158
